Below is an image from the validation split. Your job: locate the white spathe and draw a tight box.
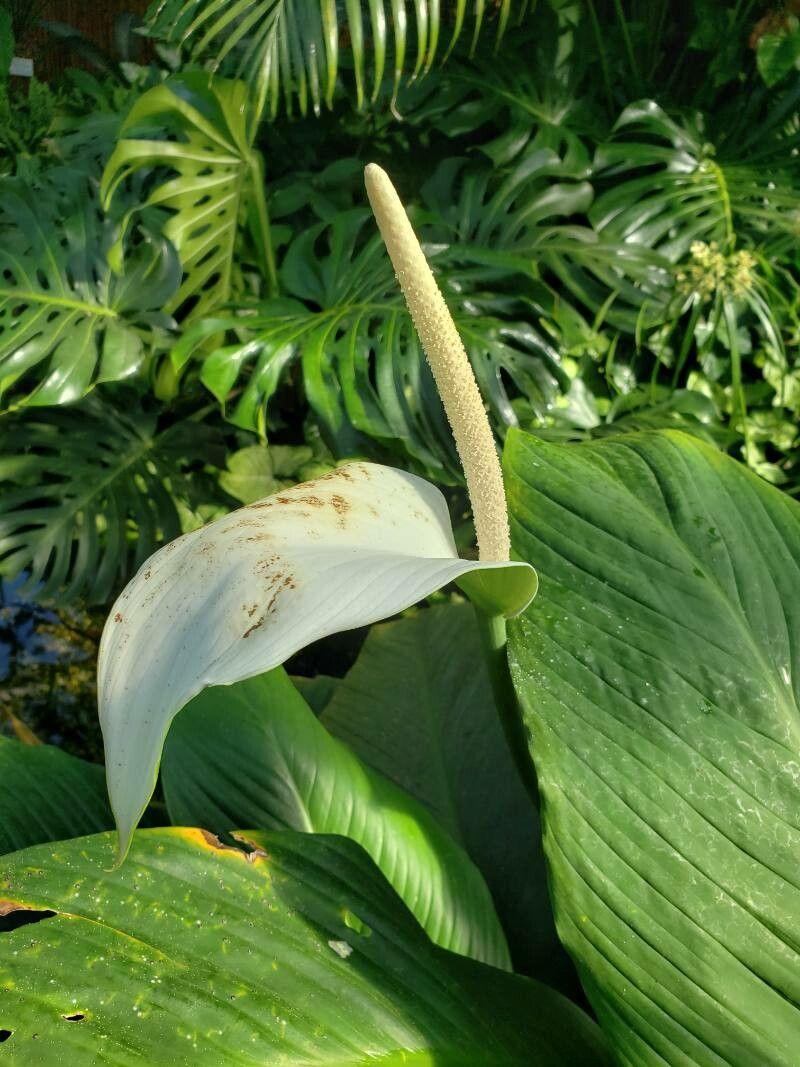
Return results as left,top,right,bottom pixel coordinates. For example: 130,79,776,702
98,461,537,857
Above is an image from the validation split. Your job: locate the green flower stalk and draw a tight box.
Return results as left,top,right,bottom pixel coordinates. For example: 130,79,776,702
364,163,511,563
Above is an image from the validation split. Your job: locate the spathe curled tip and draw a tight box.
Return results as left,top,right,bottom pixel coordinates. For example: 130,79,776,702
364,163,511,564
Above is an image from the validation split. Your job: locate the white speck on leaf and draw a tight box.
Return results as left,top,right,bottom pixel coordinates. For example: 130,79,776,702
328,939,353,959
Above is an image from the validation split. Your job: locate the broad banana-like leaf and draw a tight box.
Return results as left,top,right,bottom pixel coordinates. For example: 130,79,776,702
162,669,512,969
505,428,800,1066
0,829,609,1064
320,602,575,990
0,739,112,856
99,461,537,857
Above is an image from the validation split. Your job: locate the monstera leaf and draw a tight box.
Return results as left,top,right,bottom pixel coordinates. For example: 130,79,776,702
173,211,558,479
101,73,266,320
0,829,609,1064
0,401,224,603
0,170,178,411
161,668,512,969
145,0,526,118
398,7,592,166
505,428,800,1065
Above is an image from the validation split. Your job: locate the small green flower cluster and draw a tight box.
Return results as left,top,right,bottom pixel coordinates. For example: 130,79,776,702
676,241,758,300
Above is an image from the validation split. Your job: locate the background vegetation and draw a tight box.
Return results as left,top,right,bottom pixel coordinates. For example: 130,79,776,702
1,0,799,751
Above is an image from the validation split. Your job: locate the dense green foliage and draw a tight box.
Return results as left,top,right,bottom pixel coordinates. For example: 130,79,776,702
0,0,798,603
1,3,799,1064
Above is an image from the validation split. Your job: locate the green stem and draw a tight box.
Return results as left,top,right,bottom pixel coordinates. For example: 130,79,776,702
249,151,279,298
723,295,753,466
586,0,615,116
474,609,539,809
612,0,641,89
710,161,734,251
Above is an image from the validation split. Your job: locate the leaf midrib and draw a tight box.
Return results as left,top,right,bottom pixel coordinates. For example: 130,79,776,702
0,287,118,318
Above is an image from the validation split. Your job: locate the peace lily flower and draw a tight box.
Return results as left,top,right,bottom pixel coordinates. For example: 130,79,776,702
99,165,537,859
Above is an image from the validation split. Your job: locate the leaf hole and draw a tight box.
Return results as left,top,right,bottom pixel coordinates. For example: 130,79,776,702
0,908,56,934
0,1029,12,1042
62,1013,85,1022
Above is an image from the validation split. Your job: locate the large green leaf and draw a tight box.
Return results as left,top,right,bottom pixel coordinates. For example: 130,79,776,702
145,0,525,119
505,428,800,1065
320,602,575,987
101,74,262,321
0,828,610,1064
0,169,178,411
0,401,224,604
162,667,511,969
0,739,112,856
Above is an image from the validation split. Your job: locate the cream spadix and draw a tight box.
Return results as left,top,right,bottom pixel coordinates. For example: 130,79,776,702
99,463,536,858
364,162,510,563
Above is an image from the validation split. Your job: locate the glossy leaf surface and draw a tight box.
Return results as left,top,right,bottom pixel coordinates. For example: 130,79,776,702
162,668,511,969
0,828,610,1064
506,428,800,1066
0,739,112,856
320,601,575,986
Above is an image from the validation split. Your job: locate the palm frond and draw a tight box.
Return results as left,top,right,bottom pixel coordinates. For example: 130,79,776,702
592,100,800,260
0,400,225,603
144,0,528,118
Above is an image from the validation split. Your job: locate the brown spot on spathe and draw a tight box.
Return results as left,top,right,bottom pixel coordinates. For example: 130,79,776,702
330,494,351,528
243,616,265,638
114,612,123,623
321,466,353,481
290,494,325,508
